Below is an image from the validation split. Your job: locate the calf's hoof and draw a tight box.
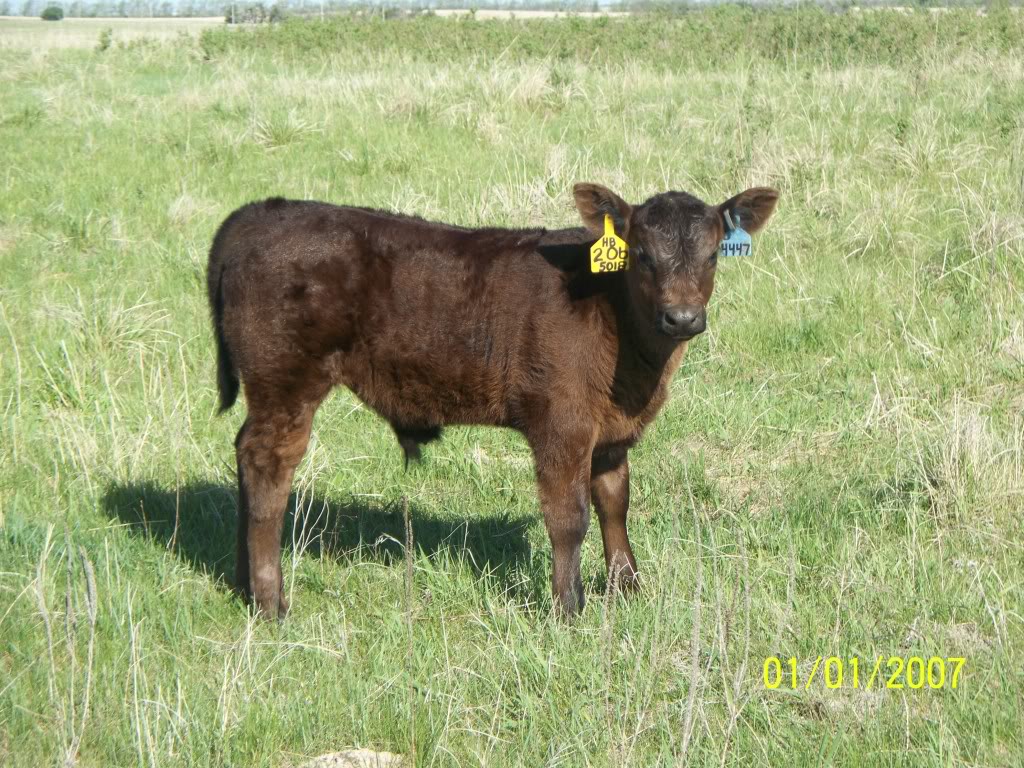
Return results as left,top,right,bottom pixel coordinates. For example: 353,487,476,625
251,592,288,621
553,580,586,620
607,565,640,595
250,578,289,621
606,552,640,595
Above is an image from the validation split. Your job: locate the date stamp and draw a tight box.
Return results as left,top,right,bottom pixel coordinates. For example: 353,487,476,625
763,656,965,690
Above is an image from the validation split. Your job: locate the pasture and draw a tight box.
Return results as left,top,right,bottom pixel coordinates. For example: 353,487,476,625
0,16,222,50
1,8,1023,766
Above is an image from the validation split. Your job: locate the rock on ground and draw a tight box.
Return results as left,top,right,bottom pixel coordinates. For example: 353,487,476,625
299,749,404,768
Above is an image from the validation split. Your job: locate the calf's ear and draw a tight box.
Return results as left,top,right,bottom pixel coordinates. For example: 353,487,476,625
718,187,780,235
573,183,632,238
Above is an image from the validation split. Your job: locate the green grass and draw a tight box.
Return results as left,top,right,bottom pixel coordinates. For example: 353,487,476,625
2,9,1023,767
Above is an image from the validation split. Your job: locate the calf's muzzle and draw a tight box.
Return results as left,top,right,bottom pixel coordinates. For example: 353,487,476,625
658,305,706,339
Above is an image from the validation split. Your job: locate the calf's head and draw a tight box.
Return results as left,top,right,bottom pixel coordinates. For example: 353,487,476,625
574,183,779,341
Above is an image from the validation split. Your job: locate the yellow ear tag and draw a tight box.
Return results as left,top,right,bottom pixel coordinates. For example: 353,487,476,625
589,214,630,274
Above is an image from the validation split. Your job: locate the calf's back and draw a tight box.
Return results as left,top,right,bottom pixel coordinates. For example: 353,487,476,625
209,197,620,436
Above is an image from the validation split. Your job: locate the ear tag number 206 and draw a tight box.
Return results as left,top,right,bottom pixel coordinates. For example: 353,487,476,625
719,211,752,258
590,215,630,274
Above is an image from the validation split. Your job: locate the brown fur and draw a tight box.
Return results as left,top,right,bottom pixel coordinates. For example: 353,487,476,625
207,184,779,618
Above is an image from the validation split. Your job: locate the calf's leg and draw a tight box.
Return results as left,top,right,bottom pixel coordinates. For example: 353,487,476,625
235,404,316,619
533,434,594,617
591,447,639,592
234,423,251,599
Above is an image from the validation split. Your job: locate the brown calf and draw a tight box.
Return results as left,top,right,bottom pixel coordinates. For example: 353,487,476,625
207,183,779,618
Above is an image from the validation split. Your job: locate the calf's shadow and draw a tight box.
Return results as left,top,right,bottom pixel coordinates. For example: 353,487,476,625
101,480,536,603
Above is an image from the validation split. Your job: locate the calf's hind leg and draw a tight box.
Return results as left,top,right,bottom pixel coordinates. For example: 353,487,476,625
235,403,316,619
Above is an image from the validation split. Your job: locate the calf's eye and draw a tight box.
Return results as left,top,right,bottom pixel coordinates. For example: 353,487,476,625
635,247,652,269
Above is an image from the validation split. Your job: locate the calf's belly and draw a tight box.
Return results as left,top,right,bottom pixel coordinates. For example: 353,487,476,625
329,344,509,430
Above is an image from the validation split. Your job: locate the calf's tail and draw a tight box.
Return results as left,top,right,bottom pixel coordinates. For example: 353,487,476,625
207,217,240,413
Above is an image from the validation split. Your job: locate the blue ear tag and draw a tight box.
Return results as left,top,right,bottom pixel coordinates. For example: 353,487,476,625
719,211,752,258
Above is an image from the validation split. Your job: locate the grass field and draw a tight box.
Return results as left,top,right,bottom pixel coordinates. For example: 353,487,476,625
1,9,1023,767
0,16,223,50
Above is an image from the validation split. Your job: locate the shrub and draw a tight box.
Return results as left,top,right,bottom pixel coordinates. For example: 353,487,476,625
96,27,112,52
224,2,284,25
40,5,63,20
198,7,1024,69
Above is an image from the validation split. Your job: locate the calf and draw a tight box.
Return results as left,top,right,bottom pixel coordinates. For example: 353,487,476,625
207,183,779,618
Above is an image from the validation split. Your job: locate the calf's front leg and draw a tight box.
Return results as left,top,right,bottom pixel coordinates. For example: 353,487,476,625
533,434,594,617
591,447,639,592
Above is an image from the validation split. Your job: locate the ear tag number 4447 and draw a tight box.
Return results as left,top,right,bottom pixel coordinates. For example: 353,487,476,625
720,210,752,258
590,215,630,274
